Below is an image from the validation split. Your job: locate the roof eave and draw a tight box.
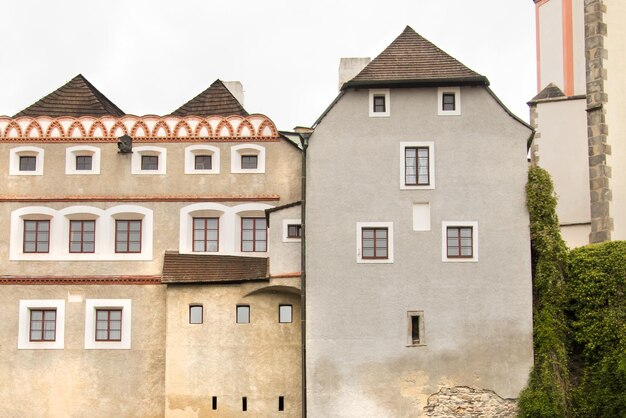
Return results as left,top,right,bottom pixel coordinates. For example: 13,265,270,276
341,76,490,90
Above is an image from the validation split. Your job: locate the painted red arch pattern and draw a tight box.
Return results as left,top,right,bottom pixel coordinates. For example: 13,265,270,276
0,115,279,142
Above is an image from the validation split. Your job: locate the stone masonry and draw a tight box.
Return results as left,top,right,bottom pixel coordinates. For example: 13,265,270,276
423,386,518,418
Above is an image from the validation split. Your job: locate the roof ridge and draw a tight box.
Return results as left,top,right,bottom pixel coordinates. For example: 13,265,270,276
171,79,249,117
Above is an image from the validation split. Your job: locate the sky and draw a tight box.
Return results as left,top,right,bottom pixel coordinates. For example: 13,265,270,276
0,1,537,130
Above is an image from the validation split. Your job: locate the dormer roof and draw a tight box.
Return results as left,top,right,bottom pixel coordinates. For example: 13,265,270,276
171,79,249,117
14,74,125,118
342,26,488,90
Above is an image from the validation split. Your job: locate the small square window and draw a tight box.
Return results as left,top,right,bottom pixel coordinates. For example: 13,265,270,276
241,155,258,169
373,95,386,113
361,227,388,259
29,309,56,342
447,226,473,258
69,220,95,253
438,87,461,115
141,155,159,170
279,305,293,323
287,224,301,238
189,305,203,324
95,309,122,341
442,93,456,111
369,89,390,117
23,220,50,253
195,155,212,170
75,155,93,171
407,311,425,346
237,305,250,324
19,156,36,171
115,220,142,253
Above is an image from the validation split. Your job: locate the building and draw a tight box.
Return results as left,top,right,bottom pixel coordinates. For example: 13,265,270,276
305,26,534,416
0,75,303,416
529,0,626,246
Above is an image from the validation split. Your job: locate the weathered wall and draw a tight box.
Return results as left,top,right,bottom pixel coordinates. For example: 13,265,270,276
306,86,533,417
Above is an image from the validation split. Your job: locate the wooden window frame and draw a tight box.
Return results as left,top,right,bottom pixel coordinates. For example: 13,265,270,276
75,155,93,171
241,155,258,170
115,220,142,253
241,217,267,252
69,220,95,253
442,93,456,111
287,224,302,238
194,155,212,170
141,155,159,171
193,217,219,252
95,308,122,342
23,219,50,253
404,146,430,186
361,227,388,259
373,95,386,113
446,226,473,258
29,308,56,342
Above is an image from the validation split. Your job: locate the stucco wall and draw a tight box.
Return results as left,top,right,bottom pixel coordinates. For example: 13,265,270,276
268,204,301,276
539,0,565,90
306,86,533,417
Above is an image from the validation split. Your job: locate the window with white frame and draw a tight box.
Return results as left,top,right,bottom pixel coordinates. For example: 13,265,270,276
369,89,390,117
9,146,44,176
400,142,435,190
65,145,101,175
84,299,131,349
193,217,219,252
441,221,478,262
282,219,302,242
18,299,65,349
231,144,265,174
185,145,220,174
131,146,167,174
438,87,461,116
241,217,267,252
356,222,394,263
23,219,50,253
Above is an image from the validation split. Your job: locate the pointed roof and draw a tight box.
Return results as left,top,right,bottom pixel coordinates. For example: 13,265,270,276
343,26,488,89
528,83,566,103
14,74,125,118
171,79,249,117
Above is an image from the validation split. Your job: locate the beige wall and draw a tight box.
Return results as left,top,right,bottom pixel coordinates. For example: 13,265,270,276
268,204,301,276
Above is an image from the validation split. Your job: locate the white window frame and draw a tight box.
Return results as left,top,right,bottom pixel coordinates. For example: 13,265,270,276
406,310,426,347
400,142,435,190
84,299,131,350
184,144,220,175
438,87,461,116
356,221,394,264
18,299,65,349
441,221,478,262
282,219,302,242
131,146,167,175
231,144,265,174
9,146,44,176
369,89,390,117
65,145,101,175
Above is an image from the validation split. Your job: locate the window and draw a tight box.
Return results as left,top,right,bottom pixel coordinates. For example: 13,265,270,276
407,311,425,346
193,217,219,252
242,397,248,412
95,309,122,341
287,224,301,239
141,155,158,170
23,220,49,253
278,396,285,412
369,89,390,117
29,309,56,341
19,156,36,171
405,147,430,186
279,305,293,323
69,220,95,253
356,222,394,263
195,155,212,170
438,87,461,115
237,305,250,324
241,155,258,169
241,217,267,252
115,220,142,253
18,299,65,349
442,221,478,262
189,305,203,324
400,142,435,189
85,299,131,349
76,155,92,170
66,146,101,175
282,219,302,242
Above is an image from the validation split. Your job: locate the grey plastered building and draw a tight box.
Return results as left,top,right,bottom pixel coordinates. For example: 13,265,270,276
305,26,534,417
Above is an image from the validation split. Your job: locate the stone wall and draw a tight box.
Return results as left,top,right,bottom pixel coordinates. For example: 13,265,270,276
424,386,517,418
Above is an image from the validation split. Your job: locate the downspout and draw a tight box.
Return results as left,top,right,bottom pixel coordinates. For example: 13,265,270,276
299,132,310,418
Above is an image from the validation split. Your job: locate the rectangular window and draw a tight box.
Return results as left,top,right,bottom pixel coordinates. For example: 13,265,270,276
407,311,425,346
241,155,258,169
29,309,56,341
95,308,122,341
194,155,212,170
75,155,93,171
278,396,285,412
237,305,250,324
19,156,36,171
447,226,473,258
405,147,430,185
212,396,217,410
279,304,293,323
287,224,302,238
361,227,388,259
241,217,267,252
115,220,142,253
242,397,247,412
69,220,95,253
442,93,456,111
193,217,219,252
373,95,386,113
189,305,203,324
141,155,159,170
23,220,50,253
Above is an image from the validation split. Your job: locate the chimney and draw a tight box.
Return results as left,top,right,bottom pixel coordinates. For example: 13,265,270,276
223,81,245,106
338,57,371,91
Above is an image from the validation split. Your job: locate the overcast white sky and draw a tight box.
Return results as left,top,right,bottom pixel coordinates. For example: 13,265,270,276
0,0,536,130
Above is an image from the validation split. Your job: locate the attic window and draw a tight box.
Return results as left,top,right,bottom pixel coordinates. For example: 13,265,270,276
369,89,390,117
438,87,461,116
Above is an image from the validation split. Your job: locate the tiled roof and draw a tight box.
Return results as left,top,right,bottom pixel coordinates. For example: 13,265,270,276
171,79,249,117
14,74,125,118
161,251,268,283
528,83,566,102
343,26,487,89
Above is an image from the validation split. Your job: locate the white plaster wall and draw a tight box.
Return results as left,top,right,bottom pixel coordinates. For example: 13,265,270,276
268,205,301,276
572,0,586,95
306,86,533,417
540,0,565,91
561,224,591,248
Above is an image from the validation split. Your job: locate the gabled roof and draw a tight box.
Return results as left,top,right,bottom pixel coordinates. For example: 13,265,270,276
343,26,488,89
528,83,566,103
14,74,125,118
161,251,268,284
171,79,249,117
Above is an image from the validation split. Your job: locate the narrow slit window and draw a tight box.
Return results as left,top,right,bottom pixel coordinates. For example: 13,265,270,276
278,396,285,412
407,311,424,346
242,397,247,412
189,305,203,324
212,396,217,410
411,315,420,344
